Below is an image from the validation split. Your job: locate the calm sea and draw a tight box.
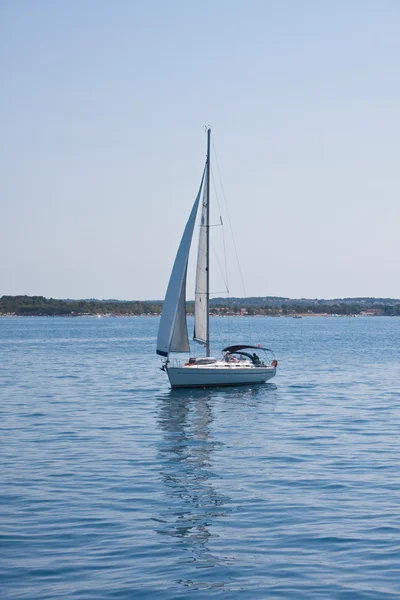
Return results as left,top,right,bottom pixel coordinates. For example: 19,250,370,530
1,316,400,599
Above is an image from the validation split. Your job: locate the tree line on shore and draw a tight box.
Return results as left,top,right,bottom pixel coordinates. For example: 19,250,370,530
1,295,400,316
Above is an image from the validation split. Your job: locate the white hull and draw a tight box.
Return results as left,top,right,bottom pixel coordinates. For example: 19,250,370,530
167,364,276,388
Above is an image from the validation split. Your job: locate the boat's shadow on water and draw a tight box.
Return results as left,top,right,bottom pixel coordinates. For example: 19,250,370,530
162,381,277,402
153,383,278,587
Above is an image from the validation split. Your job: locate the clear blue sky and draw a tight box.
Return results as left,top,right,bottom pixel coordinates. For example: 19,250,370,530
1,1,399,300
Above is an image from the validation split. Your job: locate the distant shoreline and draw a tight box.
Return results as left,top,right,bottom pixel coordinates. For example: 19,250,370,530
1,295,400,317
1,313,399,319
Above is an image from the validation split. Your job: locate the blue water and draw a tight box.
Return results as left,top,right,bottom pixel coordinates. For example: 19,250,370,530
1,316,400,599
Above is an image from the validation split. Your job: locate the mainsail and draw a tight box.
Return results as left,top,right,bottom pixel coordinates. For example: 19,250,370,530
193,165,209,345
156,169,205,357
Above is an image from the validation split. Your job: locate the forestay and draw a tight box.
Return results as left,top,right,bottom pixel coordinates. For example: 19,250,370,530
156,169,205,357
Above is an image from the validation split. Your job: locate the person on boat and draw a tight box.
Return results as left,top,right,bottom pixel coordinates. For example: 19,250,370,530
224,351,230,362
252,353,260,365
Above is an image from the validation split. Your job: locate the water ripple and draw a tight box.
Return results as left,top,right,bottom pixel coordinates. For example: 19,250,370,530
1,316,400,598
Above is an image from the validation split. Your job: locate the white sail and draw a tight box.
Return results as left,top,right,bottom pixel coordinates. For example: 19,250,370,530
194,165,209,345
169,271,188,352
156,169,205,357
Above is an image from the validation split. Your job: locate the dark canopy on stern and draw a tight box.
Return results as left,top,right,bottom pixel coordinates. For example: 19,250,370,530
222,345,274,353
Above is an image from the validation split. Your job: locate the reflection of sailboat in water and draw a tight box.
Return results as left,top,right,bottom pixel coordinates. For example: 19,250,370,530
155,391,230,574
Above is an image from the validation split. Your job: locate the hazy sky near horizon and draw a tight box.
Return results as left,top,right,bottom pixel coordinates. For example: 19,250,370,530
1,1,400,300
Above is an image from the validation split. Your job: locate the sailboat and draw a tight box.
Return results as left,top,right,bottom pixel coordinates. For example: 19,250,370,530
156,128,278,389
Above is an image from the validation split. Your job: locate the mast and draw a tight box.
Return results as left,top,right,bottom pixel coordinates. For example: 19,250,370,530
205,127,211,356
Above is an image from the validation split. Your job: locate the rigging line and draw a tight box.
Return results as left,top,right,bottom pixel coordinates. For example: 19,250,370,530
211,140,235,345
210,238,229,293
195,290,228,295
211,167,229,297
211,138,246,298
212,137,256,344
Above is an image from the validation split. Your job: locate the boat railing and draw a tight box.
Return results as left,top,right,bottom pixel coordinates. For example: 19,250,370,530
168,358,218,368
169,358,184,368
165,356,277,369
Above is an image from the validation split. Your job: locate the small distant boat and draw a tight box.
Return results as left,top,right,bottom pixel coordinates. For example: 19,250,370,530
293,315,302,319
156,128,278,388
